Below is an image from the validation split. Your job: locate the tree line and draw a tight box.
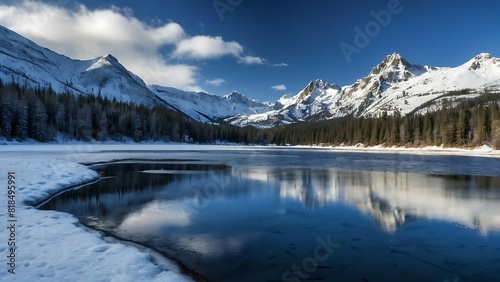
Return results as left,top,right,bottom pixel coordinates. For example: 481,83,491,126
0,82,261,143
0,80,499,149
268,96,500,149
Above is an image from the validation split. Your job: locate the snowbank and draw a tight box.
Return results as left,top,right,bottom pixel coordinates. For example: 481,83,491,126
0,158,192,282
297,144,500,158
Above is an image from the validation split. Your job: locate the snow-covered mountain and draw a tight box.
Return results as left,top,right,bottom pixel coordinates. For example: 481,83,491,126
362,53,500,117
0,25,268,120
228,52,500,127
226,80,343,127
149,85,273,123
337,52,440,117
1,24,499,128
0,25,168,106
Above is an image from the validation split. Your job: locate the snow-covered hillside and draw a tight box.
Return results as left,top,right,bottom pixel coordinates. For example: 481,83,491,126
0,25,167,106
362,53,500,117
337,52,440,117
228,53,500,128
225,80,342,127
149,85,272,123
0,25,273,122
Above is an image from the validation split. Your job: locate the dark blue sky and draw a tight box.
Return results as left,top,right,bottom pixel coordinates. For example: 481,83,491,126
14,0,500,101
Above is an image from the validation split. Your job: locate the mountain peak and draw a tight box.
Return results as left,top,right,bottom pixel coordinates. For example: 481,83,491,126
86,53,132,75
227,91,244,97
468,53,500,71
387,52,404,61
371,53,411,75
224,91,252,104
306,79,340,91
86,56,113,71
293,79,340,104
474,53,492,60
362,52,431,87
104,54,119,63
224,91,246,100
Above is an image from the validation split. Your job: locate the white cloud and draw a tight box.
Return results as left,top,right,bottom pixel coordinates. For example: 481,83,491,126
273,63,289,67
271,84,287,91
0,1,263,92
173,35,243,60
238,55,265,65
205,78,226,87
172,36,265,65
0,1,197,90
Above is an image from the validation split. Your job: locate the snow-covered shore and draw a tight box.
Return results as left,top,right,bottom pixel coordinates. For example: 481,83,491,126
314,144,500,158
1,141,499,159
0,143,499,282
0,156,192,281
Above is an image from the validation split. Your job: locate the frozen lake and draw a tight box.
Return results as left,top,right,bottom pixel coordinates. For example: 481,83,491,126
39,148,500,281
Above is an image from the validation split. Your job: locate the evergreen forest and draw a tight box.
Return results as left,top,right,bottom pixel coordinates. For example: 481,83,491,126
1,81,499,149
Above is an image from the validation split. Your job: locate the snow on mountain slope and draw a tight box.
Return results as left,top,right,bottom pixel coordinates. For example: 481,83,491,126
226,80,342,127
0,25,273,122
226,54,441,127
149,85,273,123
228,53,500,128
336,53,440,117
0,25,167,106
362,53,500,117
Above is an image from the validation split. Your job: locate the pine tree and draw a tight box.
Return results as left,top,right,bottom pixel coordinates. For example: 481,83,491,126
14,103,28,141
96,111,108,141
440,110,458,145
0,100,13,139
413,115,423,146
131,113,142,142
76,104,92,141
474,105,487,144
491,119,500,149
55,106,66,133
33,100,48,141
369,119,380,145
391,114,401,145
422,114,433,145
455,107,470,146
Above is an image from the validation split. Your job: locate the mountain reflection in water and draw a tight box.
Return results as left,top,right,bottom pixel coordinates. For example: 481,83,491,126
40,161,500,281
